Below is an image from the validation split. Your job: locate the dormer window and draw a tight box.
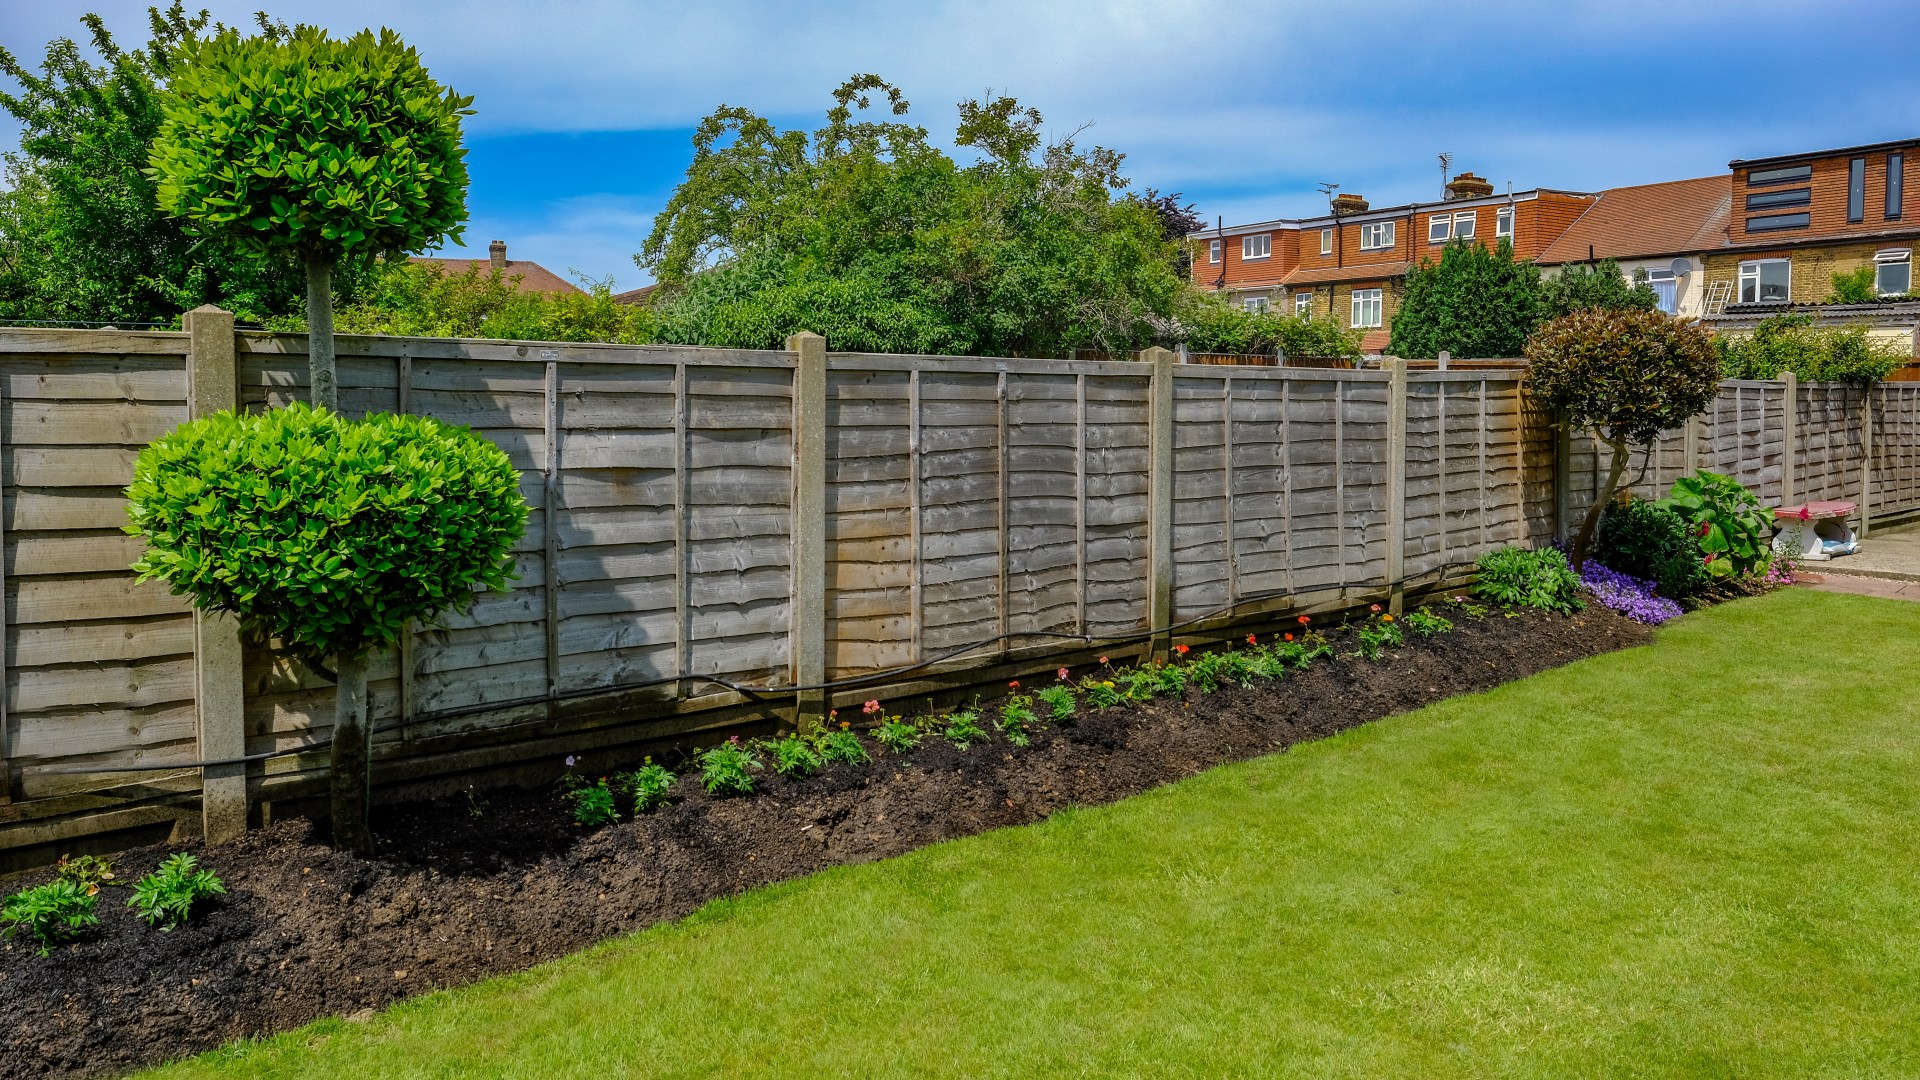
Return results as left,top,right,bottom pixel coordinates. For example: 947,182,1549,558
1242,234,1271,261
1208,239,1221,264
1495,205,1514,240
1428,215,1450,243
1452,210,1476,240
1320,228,1333,255
1359,221,1394,251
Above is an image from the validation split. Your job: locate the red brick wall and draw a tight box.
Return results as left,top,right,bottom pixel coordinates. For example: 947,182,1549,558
1731,148,1919,245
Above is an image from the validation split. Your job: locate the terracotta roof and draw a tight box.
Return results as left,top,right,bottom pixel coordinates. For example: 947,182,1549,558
1359,330,1392,354
613,283,659,305
1536,175,1730,265
410,256,585,296
1281,261,1410,286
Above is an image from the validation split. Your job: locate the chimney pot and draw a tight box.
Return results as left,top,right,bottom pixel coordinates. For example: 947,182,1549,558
489,240,507,271
1330,192,1370,215
1444,171,1494,201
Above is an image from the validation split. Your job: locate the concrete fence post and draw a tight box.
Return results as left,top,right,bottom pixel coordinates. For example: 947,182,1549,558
1385,358,1409,616
1859,384,1875,539
1144,346,1176,663
1779,371,1798,508
184,305,247,843
788,332,829,729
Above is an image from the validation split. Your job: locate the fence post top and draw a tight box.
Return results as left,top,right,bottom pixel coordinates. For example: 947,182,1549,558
1140,345,1175,367
785,331,826,350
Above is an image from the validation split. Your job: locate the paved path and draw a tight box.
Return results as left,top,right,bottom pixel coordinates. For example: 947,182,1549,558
1799,521,1920,601
1798,573,1919,601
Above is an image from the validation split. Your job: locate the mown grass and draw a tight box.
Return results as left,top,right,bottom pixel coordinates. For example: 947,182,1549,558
145,589,1920,1079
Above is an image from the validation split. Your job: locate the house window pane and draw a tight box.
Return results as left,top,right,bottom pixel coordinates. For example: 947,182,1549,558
1849,157,1866,223
1208,239,1221,264
1746,212,1810,232
1453,211,1475,239
1747,164,1812,186
1244,296,1270,313
1428,216,1450,243
1350,288,1382,328
1242,234,1270,260
1359,221,1394,250
1746,188,1810,210
1320,228,1333,255
1496,206,1513,239
1645,270,1678,315
1877,251,1910,296
1738,260,1790,304
1294,292,1312,316
1889,153,1904,220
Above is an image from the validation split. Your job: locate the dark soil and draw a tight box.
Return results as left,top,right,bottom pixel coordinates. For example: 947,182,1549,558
0,607,1650,1079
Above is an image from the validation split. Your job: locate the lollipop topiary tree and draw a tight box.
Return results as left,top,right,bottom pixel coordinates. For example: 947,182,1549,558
127,405,527,853
148,25,471,409
1525,307,1721,568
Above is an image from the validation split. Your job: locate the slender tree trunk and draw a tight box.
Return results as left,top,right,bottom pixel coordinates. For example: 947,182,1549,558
305,253,338,412
1571,431,1631,569
329,651,374,855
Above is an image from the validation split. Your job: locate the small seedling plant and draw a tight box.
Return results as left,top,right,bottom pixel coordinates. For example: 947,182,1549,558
1079,676,1122,709
943,707,988,750
127,853,227,931
56,855,116,891
700,739,760,795
1473,546,1584,614
819,727,870,766
1404,608,1454,637
1035,683,1076,722
999,695,1038,747
2,879,99,955
1353,616,1404,661
622,760,676,813
873,716,923,753
767,734,824,778
568,779,620,827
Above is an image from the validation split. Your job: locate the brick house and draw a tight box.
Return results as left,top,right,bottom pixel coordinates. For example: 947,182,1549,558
1536,175,1732,318
411,240,584,297
1190,173,1594,354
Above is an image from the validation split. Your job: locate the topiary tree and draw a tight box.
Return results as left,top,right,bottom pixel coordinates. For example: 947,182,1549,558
148,26,470,409
1387,238,1543,359
126,404,527,854
1525,308,1721,567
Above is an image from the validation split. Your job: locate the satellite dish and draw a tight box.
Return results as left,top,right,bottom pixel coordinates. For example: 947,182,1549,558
1670,257,1693,277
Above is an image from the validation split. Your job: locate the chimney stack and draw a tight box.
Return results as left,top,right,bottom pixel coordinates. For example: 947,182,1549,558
1444,172,1494,201
489,240,507,270
1330,192,1370,215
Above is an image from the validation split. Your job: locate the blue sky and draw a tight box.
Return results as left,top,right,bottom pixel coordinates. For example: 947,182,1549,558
6,0,1920,291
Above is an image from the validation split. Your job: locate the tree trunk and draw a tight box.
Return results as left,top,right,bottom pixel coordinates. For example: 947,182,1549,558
1571,431,1631,569
328,651,374,855
305,253,339,412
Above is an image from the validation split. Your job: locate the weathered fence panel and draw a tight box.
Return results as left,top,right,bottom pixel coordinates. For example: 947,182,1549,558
0,322,1914,863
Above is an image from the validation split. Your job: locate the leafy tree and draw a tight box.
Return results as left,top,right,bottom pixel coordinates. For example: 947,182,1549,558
1540,259,1658,319
1174,290,1361,360
1827,266,1878,304
1387,239,1543,359
0,4,316,325
149,25,471,408
268,259,660,344
1141,188,1204,275
1525,308,1721,566
1715,313,1906,383
127,405,527,853
638,76,1184,357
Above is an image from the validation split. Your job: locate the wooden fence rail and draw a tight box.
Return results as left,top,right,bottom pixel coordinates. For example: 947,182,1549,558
0,321,1915,864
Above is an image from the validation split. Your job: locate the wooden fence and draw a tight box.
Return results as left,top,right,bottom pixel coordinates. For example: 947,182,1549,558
0,320,1913,864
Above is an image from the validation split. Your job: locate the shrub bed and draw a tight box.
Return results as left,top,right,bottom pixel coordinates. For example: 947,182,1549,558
0,604,1651,1079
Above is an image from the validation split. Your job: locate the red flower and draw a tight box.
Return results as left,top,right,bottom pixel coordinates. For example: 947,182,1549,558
1008,680,1020,690
1056,667,1070,680
1702,554,1716,566
1369,603,1381,613
1799,507,1812,522
1098,655,1109,665
1697,521,1710,537
1175,643,1190,655
1284,633,1294,642
1246,634,1258,646
1297,615,1311,626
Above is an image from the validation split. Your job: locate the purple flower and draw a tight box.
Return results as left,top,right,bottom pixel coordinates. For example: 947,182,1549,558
1579,563,1683,625
565,755,577,768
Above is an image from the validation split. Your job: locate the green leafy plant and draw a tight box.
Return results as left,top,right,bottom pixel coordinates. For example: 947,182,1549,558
1597,497,1712,599
1403,609,1454,637
699,739,760,796
1539,259,1659,320
1352,615,1405,661
942,707,988,750
1658,471,1775,580
1715,314,1907,384
767,734,824,778
127,853,227,931
567,779,620,827
55,855,116,891
1525,308,1720,564
1079,677,1123,709
150,24,472,410
1473,547,1584,614
126,403,528,854
1827,266,1878,304
2,879,99,955
621,760,676,814
999,696,1038,748
1444,595,1489,619
1034,684,1077,722
872,717,923,754
1389,239,1544,359
819,728,870,766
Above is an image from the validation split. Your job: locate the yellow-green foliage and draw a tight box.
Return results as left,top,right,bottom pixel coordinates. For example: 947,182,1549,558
271,260,661,343
126,403,527,663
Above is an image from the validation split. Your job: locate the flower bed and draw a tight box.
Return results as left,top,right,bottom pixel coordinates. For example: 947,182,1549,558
0,604,1652,1080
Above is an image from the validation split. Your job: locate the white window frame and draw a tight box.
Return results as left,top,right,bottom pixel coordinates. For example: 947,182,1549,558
1738,258,1791,304
1428,215,1451,243
1294,291,1313,316
1242,233,1271,261
1350,287,1383,328
1243,295,1270,314
1359,221,1395,251
1644,267,1678,315
1496,205,1514,240
1452,210,1476,240
1875,248,1911,297
1320,227,1334,255
1208,239,1221,264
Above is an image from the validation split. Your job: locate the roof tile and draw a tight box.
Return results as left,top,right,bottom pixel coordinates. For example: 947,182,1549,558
1536,175,1730,265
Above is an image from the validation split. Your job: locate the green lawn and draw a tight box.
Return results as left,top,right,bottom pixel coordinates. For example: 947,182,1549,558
149,589,1920,1079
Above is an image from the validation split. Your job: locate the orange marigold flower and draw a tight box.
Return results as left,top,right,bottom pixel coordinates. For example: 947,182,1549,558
1382,614,1394,622
1297,615,1311,625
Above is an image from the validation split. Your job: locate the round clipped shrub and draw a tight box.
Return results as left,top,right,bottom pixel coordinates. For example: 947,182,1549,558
1596,497,1710,599
127,403,527,663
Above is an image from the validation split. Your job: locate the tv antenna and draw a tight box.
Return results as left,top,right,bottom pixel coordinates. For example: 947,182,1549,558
1438,152,1453,190
1316,181,1341,198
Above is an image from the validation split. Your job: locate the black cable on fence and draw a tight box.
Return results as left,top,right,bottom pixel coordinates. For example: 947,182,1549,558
38,581,1406,777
